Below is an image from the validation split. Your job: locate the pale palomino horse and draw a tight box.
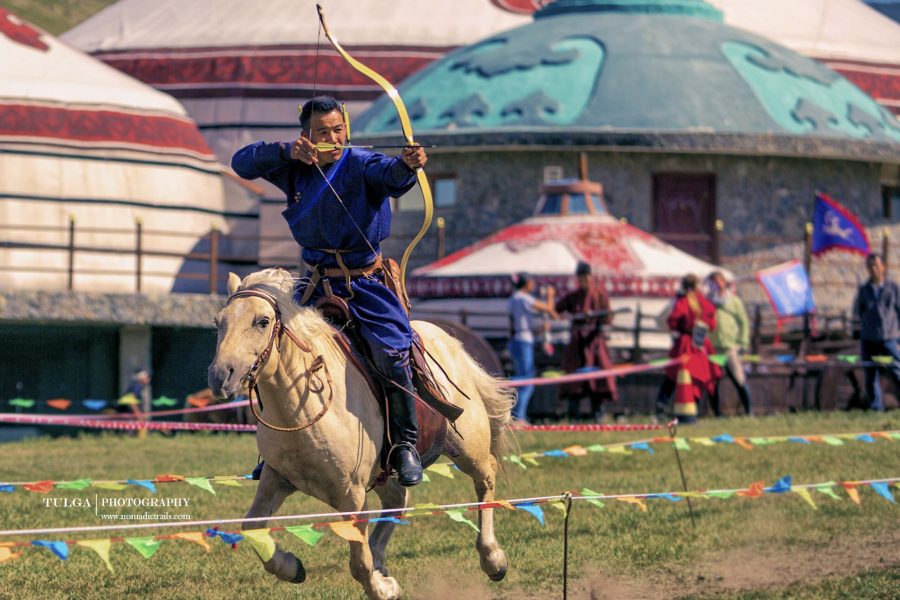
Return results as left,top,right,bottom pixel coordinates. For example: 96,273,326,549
208,269,514,600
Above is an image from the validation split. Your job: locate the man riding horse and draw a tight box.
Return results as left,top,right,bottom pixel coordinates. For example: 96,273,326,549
232,95,428,486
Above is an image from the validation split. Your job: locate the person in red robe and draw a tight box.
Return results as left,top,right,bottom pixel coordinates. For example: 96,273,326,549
655,274,721,423
555,262,618,421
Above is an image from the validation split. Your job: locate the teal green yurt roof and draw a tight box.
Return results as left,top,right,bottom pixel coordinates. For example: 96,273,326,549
355,0,900,158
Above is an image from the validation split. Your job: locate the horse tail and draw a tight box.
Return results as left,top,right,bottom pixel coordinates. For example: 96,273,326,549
465,356,517,471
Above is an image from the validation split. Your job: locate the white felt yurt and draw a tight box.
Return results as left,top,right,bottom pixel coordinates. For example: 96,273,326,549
0,9,238,294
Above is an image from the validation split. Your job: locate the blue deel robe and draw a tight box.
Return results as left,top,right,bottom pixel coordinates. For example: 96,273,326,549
231,142,417,377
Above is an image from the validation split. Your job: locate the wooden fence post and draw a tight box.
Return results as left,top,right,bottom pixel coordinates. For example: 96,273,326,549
209,226,219,295
632,305,643,363
67,214,76,291
135,218,143,293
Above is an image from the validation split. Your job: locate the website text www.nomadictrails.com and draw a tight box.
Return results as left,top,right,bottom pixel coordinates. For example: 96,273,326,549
99,512,191,521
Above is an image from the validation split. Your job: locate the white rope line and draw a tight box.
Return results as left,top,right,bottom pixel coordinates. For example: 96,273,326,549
2,478,897,539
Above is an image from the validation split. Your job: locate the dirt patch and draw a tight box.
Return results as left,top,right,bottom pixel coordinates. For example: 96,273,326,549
577,532,900,599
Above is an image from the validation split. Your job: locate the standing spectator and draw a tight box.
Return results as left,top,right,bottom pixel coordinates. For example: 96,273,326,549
508,273,557,423
707,272,753,416
655,274,720,423
555,261,618,421
853,253,900,411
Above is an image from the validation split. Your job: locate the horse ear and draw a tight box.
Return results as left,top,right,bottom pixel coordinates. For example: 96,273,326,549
226,272,242,296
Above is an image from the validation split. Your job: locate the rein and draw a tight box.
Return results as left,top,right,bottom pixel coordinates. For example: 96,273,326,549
226,289,333,433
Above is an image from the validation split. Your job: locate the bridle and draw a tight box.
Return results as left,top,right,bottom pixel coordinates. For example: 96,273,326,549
225,289,333,433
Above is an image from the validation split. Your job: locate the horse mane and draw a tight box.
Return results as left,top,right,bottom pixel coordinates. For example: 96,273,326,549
237,268,338,353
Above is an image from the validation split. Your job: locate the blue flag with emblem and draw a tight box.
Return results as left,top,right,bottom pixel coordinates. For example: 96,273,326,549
756,260,815,317
812,192,870,257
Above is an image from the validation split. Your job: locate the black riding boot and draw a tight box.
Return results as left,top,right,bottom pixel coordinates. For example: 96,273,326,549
387,387,422,487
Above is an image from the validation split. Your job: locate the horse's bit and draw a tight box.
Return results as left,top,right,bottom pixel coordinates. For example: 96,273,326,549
225,289,333,433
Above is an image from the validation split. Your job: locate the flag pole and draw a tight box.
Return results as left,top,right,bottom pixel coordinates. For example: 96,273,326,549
801,222,813,409
882,228,890,276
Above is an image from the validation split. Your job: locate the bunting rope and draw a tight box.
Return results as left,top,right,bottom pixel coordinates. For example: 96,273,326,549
0,414,255,432
6,351,896,417
0,476,896,570
2,429,896,494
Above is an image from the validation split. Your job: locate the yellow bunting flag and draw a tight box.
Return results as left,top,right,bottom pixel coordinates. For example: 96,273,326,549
691,437,715,447
493,500,517,511
212,477,241,487
606,446,633,455
425,463,455,479
242,529,275,561
843,485,861,505
406,503,442,517
92,482,128,491
549,500,569,515
77,539,113,573
563,445,588,457
822,436,844,446
117,393,139,406
328,521,366,543
616,497,648,512
174,532,211,553
523,455,541,466
793,488,818,510
0,547,23,563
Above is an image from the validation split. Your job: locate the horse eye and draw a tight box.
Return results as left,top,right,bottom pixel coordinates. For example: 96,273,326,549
256,317,270,329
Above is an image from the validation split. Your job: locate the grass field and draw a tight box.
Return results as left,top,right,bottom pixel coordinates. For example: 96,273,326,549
0,0,116,35
0,411,898,599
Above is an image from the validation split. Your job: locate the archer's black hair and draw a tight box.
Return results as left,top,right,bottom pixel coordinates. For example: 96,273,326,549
299,96,342,131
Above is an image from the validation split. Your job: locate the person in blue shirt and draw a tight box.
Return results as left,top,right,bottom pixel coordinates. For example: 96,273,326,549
231,96,428,486
507,273,557,423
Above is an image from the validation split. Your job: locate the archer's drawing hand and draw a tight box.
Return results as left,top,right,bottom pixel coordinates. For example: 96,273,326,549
290,135,319,165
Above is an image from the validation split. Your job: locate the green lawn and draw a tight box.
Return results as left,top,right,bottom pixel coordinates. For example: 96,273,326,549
0,0,116,35
0,411,898,599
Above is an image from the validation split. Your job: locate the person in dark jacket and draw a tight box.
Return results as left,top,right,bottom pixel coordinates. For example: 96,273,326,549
232,95,428,485
853,253,900,411
554,261,617,421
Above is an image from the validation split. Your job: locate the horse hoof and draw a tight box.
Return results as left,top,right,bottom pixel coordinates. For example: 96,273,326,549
290,555,306,584
488,564,507,582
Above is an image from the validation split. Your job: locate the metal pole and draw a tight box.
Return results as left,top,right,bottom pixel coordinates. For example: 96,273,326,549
713,218,723,265
632,305,642,363
67,214,76,291
436,217,446,259
209,226,219,295
882,228,890,275
135,218,143,293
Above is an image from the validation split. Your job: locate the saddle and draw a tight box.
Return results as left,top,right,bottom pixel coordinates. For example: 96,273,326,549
312,268,464,473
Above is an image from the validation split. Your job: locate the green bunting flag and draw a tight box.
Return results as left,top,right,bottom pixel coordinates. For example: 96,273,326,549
125,537,162,559
673,438,691,451
151,396,178,407
581,487,605,508
185,477,216,495
9,398,35,408
705,491,736,500
285,524,324,547
56,479,92,490
446,509,480,532
709,354,729,366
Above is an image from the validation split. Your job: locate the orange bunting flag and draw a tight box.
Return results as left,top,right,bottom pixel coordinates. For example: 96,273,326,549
187,394,210,408
23,480,54,494
492,500,517,511
46,398,71,411
0,547,23,563
733,438,754,451
173,532,211,552
739,481,766,498
842,484,861,505
77,539,114,573
615,497,648,512
805,354,827,363
155,474,185,482
563,445,588,457
328,521,366,543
